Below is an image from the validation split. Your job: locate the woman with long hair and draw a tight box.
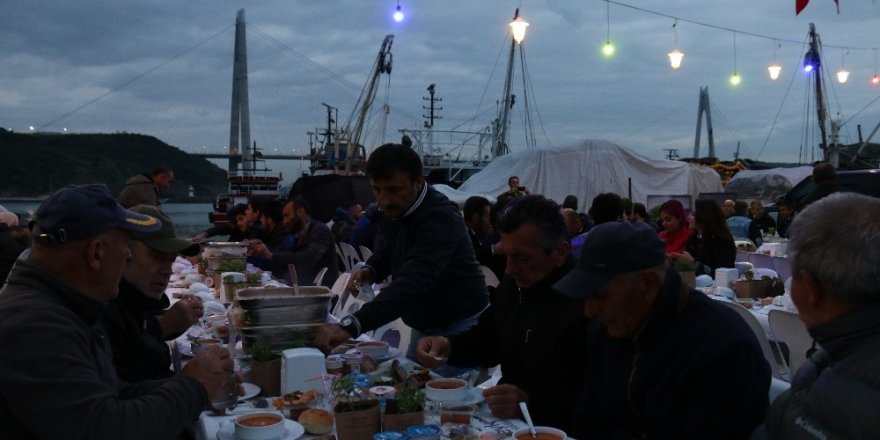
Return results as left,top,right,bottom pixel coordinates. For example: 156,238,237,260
658,199,691,255
673,199,736,277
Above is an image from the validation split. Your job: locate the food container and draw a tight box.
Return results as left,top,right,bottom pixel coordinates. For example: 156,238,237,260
239,323,331,353
204,242,248,258
374,432,408,440
326,355,345,375
344,352,364,374
191,338,222,354
234,412,284,440
439,403,477,424
237,287,332,326
512,426,567,440
357,341,390,359
425,379,468,402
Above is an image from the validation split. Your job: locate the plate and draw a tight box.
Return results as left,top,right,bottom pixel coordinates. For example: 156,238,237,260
217,419,304,440
372,347,402,363
239,383,261,401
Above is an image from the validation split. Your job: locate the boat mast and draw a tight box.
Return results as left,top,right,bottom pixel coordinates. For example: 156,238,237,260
493,9,522,158
807,23,832,165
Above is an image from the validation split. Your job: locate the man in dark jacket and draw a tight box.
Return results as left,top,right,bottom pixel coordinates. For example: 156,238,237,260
118,165,174,208
796,162,837,212
103,204,203,382
554,221,770,439
0,184,238,439
316,144,489,358
417,196,587,432
249,197,339,288
760,193,880,439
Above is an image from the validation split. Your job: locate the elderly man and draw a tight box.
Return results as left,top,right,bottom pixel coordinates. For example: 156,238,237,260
722,199,736,218
417,196,587,432
750,200,776,233
249,197,338,288
102,204,203,382
118,165,174,208
554,221,770,439
761,193,880,439
0,184,238,439
316,144,489,358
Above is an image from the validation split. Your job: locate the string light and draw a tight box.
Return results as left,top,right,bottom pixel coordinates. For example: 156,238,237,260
668,20,683,70
837,48,850,84
510,14,529,44
730,33,741,86
768,40,782,80
393,1,404,22
602,1,615,57
872,49,879,85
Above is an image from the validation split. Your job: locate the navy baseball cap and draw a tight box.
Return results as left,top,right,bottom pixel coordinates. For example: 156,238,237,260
34,184,162,244
554,221,666,299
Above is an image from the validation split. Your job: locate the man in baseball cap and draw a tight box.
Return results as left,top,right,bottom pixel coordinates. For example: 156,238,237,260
103,204,204,382
0,184,240,438
555,221,770,439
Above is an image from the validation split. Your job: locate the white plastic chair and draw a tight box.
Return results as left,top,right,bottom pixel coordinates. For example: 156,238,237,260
735,250,752,263
312,267,328,286
478,265,500,288
359,245,373,262
768,309,813,376
330,272,352,316
335,243,347,272
772,257,792,282
338,242,363,273
719,301,787,381
373,318,412,352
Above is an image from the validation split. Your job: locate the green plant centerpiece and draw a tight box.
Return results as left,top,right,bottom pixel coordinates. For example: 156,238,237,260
672,258,700,289
247,339,281,396
383,387,425,431
332,375,380,440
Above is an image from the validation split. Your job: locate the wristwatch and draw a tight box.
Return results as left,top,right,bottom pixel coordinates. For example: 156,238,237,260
339,315,361,337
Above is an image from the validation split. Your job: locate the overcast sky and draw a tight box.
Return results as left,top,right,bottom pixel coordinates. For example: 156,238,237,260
3,0,880,178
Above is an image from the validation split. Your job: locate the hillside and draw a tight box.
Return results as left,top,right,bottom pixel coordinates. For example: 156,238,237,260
0,130,227,202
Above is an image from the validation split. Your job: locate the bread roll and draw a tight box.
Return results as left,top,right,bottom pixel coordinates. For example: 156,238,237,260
298,408,333,435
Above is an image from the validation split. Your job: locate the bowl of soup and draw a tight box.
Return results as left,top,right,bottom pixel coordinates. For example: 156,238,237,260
425,378,468,402
234,412,284,440
513,426,567,440
190,338,222,354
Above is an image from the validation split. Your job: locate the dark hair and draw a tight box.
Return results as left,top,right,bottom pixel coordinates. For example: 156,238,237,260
660,199,689,229
289,196,312,216
366,143,423,181
261,200,283,224
633,202,649,220
812,162,837,184
734,200,748,216
694,198,734,254
463,196,491,221
776,198,793,209
151,165,172,177
226,203,247,219
508,176,520,186
562,195,578,210
589,193,624,224
496,195,566,252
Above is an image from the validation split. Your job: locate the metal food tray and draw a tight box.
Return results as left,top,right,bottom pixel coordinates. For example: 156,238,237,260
237,286,332,325
240,322,331,353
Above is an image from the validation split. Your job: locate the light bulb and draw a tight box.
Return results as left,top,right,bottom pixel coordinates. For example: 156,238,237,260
602,41,615,57
730,72,741,86
510,16,529,44
393,5,404,22
872,74,880,85
668,49,684,70
837,69,850,83
768,64,781,80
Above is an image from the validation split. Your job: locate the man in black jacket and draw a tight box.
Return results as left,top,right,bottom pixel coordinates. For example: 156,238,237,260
760,193,880,439
554,221,770,439
416,196,587,433
103,204,203,382
0,184,238,439
316,144,489,359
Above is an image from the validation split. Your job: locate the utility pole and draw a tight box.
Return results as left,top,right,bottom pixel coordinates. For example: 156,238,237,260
663,148,680,160
422,84,442,129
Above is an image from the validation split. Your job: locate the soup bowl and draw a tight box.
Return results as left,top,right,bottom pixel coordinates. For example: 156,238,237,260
425,378,468,402
513,426,567,440
234,412,284,440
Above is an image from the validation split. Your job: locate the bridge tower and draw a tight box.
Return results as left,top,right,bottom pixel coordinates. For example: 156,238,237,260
228,9,251,175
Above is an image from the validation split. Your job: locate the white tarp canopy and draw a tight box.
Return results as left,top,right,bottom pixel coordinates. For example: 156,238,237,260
436,139,722,212
724,166,813,204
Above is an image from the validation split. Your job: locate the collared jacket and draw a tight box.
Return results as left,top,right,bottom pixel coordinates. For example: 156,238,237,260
270,218,339,288
761,304,880,439
102,279,176,382
354,186,489,333
0,260,207,439
447,259,587,433
118,173,159,208
572,269,770,439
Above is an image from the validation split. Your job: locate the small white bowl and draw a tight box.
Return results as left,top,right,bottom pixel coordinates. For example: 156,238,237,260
356,341,389,359
190,338,222,354
234,412,284,440
425,378,469,402
512,426,567,440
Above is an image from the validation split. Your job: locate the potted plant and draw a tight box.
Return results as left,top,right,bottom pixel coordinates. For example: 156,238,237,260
672,258,700,289
332,376,380,440
733,270,774,299
248,339,281,396
383,387,425,431
222,272,263,303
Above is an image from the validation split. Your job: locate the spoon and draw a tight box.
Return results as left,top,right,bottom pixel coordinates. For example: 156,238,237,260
519,401,537,439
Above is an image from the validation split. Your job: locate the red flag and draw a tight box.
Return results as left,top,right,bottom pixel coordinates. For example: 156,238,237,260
796,0,810,14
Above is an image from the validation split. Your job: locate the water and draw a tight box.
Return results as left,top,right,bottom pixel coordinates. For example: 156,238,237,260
0,201,214,238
